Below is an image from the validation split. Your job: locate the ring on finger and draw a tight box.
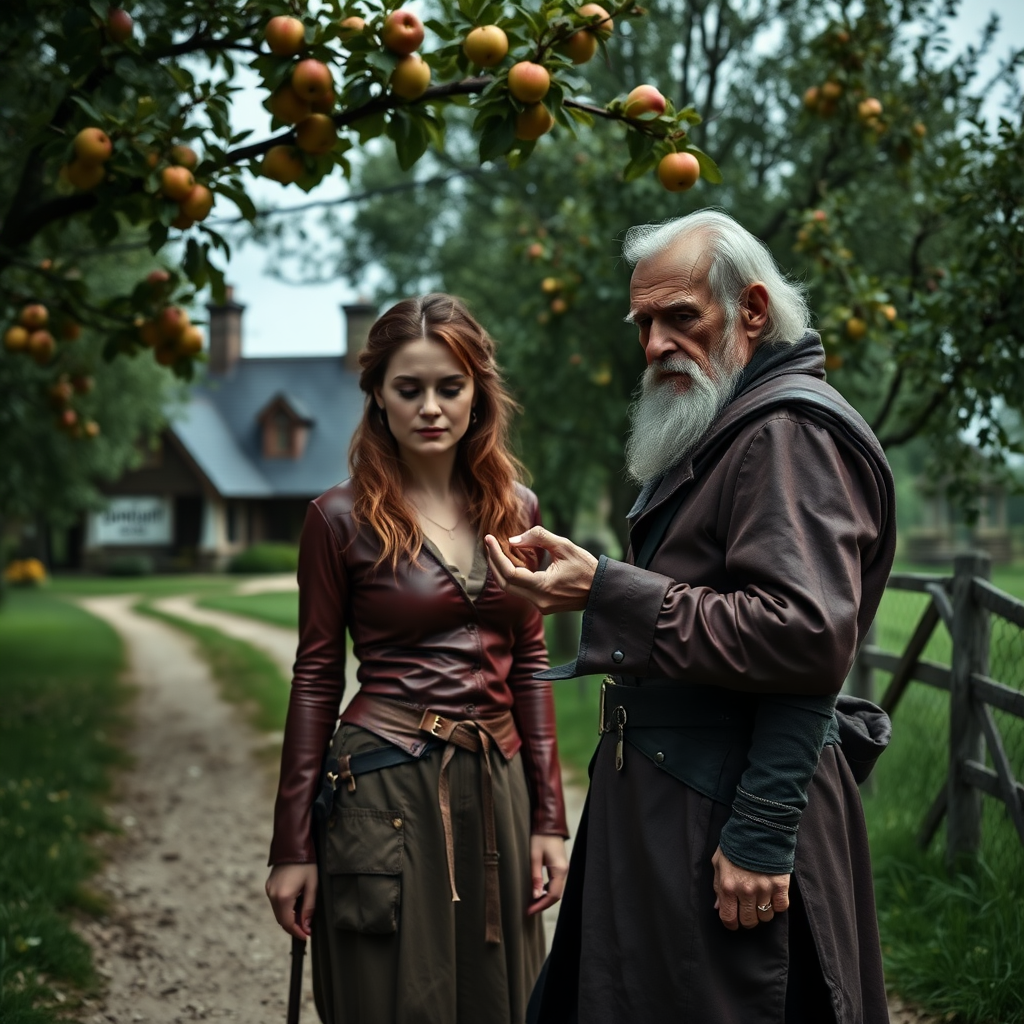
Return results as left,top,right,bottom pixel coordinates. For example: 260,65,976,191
757,902,773,913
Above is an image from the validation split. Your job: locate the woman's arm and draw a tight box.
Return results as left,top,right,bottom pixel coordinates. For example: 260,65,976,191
268,500,349,866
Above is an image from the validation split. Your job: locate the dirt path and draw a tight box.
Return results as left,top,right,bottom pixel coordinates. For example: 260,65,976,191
75,596,313,1024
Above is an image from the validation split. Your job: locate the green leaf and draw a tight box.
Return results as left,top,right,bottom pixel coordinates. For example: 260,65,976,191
622,151,658,182
70,96,104,122
479,115,517,162
685,144,723,185
626,128,655,162
388,111,430,171
148,220,169,254
425,19,457,41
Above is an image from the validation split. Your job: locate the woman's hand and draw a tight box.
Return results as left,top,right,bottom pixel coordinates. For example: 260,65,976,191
527,834,569,915
711,845,790,930
266,862,319,939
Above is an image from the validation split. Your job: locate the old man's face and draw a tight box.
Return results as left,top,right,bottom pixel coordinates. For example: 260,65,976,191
623,234,755,484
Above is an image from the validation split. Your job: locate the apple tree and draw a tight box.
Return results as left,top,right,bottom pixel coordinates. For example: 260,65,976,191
272,0,1024,543
0,0,717,442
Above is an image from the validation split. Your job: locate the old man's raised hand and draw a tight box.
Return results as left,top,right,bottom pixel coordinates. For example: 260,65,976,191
484,527,598,614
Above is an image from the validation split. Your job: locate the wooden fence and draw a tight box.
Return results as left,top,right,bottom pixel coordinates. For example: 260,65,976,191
846,552,1024,867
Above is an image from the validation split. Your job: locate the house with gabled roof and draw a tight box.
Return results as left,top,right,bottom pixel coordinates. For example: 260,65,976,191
77,290,377,571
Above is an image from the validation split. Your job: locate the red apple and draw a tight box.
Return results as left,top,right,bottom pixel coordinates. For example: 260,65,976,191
507,62,550,104
623,84,666,118
106,8,133,44
657,151,701,192
28,330,56,365
19,304,49,330
390,54,431,100
310,89,336,113
147,268,171,286
265,15,306,57
295,113,338,154
262,145,305,184
157,305,190,342
74,127,113,163
463,25,508,67
160,165,195,201
381,10,424,55
291,59,334,102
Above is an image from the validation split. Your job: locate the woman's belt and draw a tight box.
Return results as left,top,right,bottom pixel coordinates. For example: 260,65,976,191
335,693,517,945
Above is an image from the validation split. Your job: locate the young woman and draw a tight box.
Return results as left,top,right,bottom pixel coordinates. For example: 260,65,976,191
266,294,568,1024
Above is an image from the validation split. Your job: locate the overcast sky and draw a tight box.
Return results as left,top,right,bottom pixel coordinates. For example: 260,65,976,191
205,1,1024,360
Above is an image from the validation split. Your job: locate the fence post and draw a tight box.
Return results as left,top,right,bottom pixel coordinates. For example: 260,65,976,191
947,551,990,870
846,620,877,793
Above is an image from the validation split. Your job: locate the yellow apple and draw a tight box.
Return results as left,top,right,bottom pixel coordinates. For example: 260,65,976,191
178,325,204,355
74,127,113,163
845,316,867,340
3,325,29,351
268,84,312,124
338,16,365,41
561,30,598,64
295,113,338,153
170,144,199,169
179,184,214,221
262,145,305,184
265,16,306,57
160,165,195,201
390,54,431,100
657,151,701,192
515,103,554,140
578,3,613,38
65,160,106,190
463,25,508,67
857,97,882,121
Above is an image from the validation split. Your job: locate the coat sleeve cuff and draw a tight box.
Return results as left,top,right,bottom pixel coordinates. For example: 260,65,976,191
535,555,673,680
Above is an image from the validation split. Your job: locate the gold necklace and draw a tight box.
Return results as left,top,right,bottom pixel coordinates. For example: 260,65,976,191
412,502,460,540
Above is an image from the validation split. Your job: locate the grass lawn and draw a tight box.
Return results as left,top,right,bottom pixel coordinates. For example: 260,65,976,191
48,574,236,599
861,563,1024,1023
0,588,131,1023
139,605,290,735
197,591,299,630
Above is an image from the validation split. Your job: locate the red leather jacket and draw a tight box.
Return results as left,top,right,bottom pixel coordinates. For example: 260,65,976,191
269,480,568,865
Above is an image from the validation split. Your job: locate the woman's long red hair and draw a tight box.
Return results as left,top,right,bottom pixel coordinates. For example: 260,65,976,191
349,293,530,570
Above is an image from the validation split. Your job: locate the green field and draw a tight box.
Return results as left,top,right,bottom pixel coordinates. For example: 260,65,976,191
197,590,299,629
0,589,130,1022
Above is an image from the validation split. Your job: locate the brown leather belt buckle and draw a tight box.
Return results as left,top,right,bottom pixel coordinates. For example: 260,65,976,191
420,709,454,741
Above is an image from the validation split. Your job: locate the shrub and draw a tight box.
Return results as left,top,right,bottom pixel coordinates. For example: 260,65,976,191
3,558,48,586
228,543,299,574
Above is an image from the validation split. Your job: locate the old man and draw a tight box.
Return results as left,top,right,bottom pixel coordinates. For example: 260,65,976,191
485,210,896,1023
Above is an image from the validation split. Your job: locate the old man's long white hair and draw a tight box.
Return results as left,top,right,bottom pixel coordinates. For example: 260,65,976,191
622,210,811,485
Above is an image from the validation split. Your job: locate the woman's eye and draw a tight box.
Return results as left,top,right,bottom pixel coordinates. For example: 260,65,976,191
398,389,419,400
440,387,463,398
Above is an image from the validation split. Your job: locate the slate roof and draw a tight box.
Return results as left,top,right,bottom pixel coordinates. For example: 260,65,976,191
170,356,364,498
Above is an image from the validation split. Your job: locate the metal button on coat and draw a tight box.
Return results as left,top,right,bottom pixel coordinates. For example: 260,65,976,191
392,817,403,829
612,650,624,663
654,751,665,764
465,704,476,715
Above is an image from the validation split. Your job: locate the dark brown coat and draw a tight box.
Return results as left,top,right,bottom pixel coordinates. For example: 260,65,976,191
536,337,895,1023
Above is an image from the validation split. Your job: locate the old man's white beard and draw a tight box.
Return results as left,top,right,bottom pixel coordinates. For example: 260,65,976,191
624,348,744,485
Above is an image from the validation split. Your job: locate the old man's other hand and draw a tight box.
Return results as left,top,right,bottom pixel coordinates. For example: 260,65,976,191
711,844,790,931
484,527,598,614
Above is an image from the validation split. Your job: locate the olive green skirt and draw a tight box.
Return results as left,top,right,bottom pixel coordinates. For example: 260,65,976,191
311,723,545,1024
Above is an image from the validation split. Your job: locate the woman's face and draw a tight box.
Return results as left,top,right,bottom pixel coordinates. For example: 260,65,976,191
374,337,476,464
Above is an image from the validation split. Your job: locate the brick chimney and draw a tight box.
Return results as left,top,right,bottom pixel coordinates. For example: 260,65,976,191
207,285,245,374
342,302,377,374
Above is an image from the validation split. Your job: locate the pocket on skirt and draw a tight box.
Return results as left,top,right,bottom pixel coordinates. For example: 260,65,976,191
324,807,405,935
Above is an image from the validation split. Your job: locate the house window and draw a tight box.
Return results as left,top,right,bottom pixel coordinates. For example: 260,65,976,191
271,411,292,457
